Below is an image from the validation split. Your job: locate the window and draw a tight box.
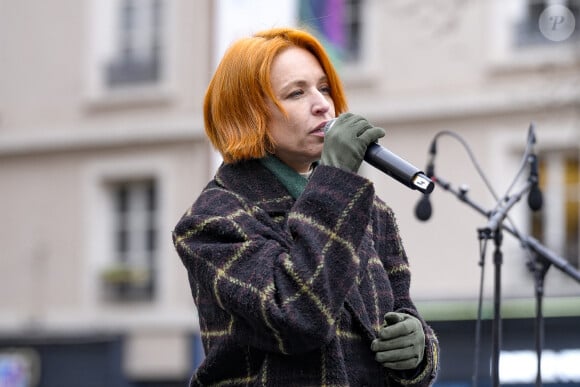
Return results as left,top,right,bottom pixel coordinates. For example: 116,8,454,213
561,155,579,265
343,0,363,62
531,152,579,269
87,0,172,101
488,0,579,68
298,0,363,63
102,179,158,301
514,0,580,46
106,0,164,87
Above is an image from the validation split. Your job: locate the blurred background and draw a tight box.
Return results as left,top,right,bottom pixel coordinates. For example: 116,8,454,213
0,0,579,386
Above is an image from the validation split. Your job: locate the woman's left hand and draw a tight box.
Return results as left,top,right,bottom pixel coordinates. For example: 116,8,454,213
371,312,425,370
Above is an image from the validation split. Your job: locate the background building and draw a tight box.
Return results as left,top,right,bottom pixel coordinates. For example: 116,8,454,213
0,0,578,386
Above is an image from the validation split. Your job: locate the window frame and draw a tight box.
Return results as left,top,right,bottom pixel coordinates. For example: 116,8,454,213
84,0,176,106
488,0,580,71
103,178,159,302
82,155,175,308
531,150,580,269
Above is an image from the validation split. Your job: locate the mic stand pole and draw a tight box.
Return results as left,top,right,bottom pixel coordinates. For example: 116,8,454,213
433,175,580,386
489,227,503,387
530,255,550,387
481,181,532,387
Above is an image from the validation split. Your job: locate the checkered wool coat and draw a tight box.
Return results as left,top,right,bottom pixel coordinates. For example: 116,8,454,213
173,160,439,386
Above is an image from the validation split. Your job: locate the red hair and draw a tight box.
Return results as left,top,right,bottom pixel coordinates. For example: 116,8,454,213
203,27,348,163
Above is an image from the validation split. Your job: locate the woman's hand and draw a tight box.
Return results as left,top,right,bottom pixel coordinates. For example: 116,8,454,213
320,113,385,173
371,312,426,370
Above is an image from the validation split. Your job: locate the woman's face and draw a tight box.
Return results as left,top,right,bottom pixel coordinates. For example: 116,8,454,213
268,46,335,173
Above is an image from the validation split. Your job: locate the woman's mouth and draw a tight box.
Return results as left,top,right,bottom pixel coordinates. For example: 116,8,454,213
311,121,330,136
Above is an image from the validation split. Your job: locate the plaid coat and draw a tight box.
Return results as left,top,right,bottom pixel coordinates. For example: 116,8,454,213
173,160,439,386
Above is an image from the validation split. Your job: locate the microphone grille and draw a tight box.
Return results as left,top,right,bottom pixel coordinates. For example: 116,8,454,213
528,187,543,211
414,194,432,221
323,118,337,134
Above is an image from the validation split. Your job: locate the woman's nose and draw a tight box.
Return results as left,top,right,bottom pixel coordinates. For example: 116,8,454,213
312,91,332,114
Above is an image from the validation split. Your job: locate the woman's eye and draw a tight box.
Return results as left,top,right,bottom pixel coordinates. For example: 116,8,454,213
288,90,304,98
319,85,331,94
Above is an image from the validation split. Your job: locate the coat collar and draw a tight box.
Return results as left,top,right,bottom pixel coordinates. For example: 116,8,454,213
214,159,296,213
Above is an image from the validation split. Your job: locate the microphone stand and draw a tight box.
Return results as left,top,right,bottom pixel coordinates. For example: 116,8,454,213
434,175,580,281
433,175,580,386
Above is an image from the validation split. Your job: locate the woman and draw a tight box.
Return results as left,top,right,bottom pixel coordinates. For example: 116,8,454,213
173,27,439,386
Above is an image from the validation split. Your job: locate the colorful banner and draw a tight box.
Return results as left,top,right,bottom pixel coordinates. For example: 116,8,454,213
299,0,346,63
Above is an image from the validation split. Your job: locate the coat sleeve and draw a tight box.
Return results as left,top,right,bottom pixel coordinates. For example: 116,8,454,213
173,166,376,355
373,200,440,386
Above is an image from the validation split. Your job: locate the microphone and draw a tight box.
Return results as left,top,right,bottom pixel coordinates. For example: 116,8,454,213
324,119,434,194
415,139,437,221
415,194,432,221
527,153,543,211
526,124,543,212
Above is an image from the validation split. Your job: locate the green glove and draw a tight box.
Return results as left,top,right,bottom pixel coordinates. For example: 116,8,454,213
320,113,385,173
371,312,426,371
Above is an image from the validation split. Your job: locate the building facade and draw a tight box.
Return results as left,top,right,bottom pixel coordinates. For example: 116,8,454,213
0,0,578,386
